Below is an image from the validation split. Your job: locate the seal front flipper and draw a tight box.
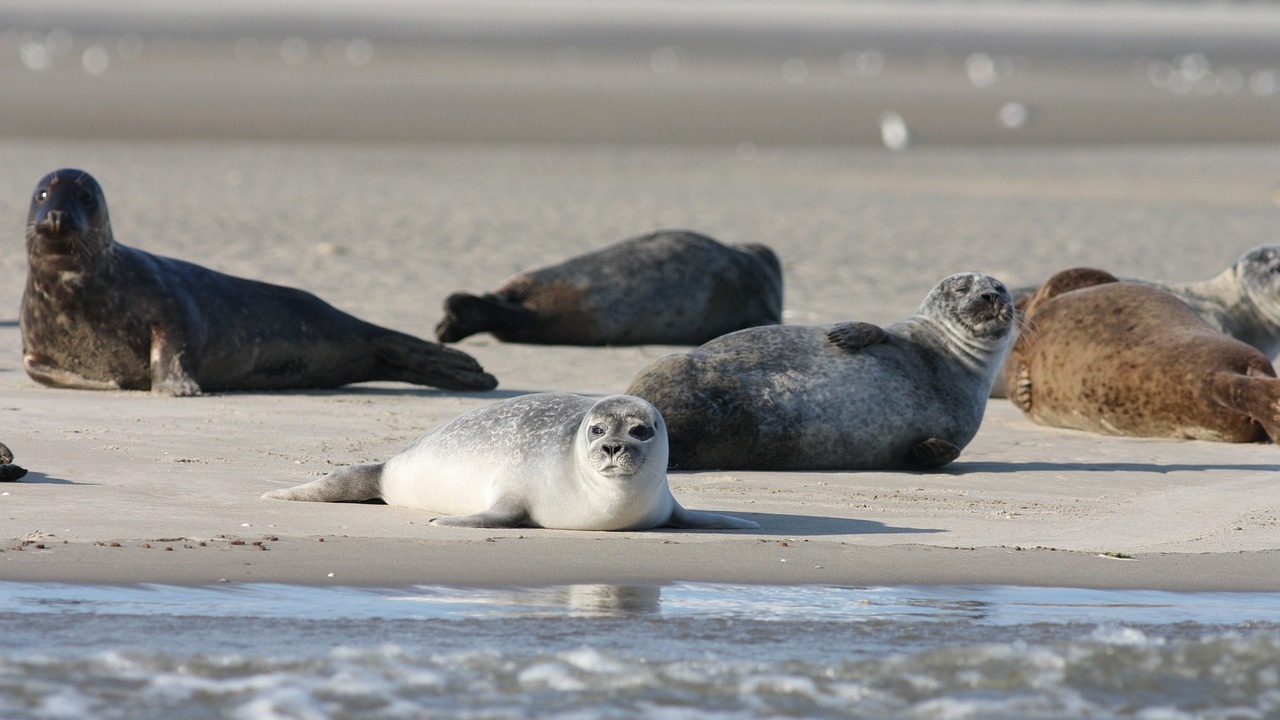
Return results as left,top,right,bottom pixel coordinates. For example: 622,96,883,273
372,333,499,391
664,503,759,530
149,324,201,396
23,354,123,391
910,437,961,468
431,496,530,528
435,292,536,343
826,322,887,353
262,463,384,503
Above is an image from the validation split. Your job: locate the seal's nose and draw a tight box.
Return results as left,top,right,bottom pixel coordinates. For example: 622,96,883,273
601,442,624,460
43,209,65,234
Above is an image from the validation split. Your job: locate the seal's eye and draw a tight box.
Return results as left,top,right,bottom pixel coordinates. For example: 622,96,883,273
36,189,48,203
629,425,653,441
589,424,606,437
75,188,95,207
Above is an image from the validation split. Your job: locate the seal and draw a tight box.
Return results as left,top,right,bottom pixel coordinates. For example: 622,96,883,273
1003,267,1280,442
261,393,759,531
1142,244,1280,359
21,169,497,395
0,442,27,482
626,272,1015,470
992,245,1280,398
435,229,782,345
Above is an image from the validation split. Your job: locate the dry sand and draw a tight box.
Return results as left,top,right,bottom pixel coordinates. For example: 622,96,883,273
4,139,1280,590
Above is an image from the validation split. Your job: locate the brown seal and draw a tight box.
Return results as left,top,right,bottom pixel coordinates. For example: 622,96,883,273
0,442,27,481
993,245,1280,398
1004,267,1280,442
435,229,782,345
626,272,1014,470
21,169,497,395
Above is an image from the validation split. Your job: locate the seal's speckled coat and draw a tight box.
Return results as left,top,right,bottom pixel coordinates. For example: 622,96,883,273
1006,268,1280,443
628,273,1014,470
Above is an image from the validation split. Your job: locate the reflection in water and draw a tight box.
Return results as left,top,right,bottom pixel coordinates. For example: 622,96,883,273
392,584,664,617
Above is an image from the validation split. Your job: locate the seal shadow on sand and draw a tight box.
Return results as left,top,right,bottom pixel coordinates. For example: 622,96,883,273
4,471,83,485
242,388,537,400
688,513,943,538
943,461,1280,474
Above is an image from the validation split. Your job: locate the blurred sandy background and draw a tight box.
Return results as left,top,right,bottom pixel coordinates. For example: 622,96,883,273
3,1,1280,589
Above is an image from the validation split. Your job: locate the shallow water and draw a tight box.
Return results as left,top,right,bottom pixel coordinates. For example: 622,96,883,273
2,583,1279,719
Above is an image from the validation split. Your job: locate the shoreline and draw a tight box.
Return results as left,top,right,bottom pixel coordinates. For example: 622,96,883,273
6,537,1280,593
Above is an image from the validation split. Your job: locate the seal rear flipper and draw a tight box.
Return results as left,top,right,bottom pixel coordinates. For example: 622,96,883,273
0,465,27,481
261,463,384,502
435,292,537,343
826,322,887,354
910,437,961,468
431,497,530,528
664,503,759,530
1209,367,1280,442
1023,267,1120,317
373,334,499,391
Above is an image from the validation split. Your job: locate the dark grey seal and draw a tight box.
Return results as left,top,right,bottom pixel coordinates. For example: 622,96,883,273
435,229,782,345
0,442,27,482
626,273,1015,470
21,169,497,395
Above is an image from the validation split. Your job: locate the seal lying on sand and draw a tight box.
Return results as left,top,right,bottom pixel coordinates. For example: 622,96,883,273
1142,244,1280,358
262,393,758,531
0,442,27,482
21,169,496,395
435,229,782,345
993,244,1280,398
1004,267,1280,442
626,273,1015,470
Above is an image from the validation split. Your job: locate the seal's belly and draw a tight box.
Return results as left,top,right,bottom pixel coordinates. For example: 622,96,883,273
378,448,506,515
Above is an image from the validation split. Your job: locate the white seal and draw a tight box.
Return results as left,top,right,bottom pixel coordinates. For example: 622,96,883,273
262,393,758,531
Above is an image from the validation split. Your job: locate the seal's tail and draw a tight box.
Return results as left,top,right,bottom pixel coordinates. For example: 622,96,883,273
435,292,535,343
374,334,499,391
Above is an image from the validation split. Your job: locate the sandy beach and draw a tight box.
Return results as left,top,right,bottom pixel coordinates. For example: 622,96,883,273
4,1,1280,591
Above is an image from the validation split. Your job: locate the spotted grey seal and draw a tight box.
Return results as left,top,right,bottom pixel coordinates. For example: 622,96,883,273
626,272,1015,470
435,229,782,345
262,393,758,531
1004,267,1280,442
0,442,27,482
21,169,496,395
